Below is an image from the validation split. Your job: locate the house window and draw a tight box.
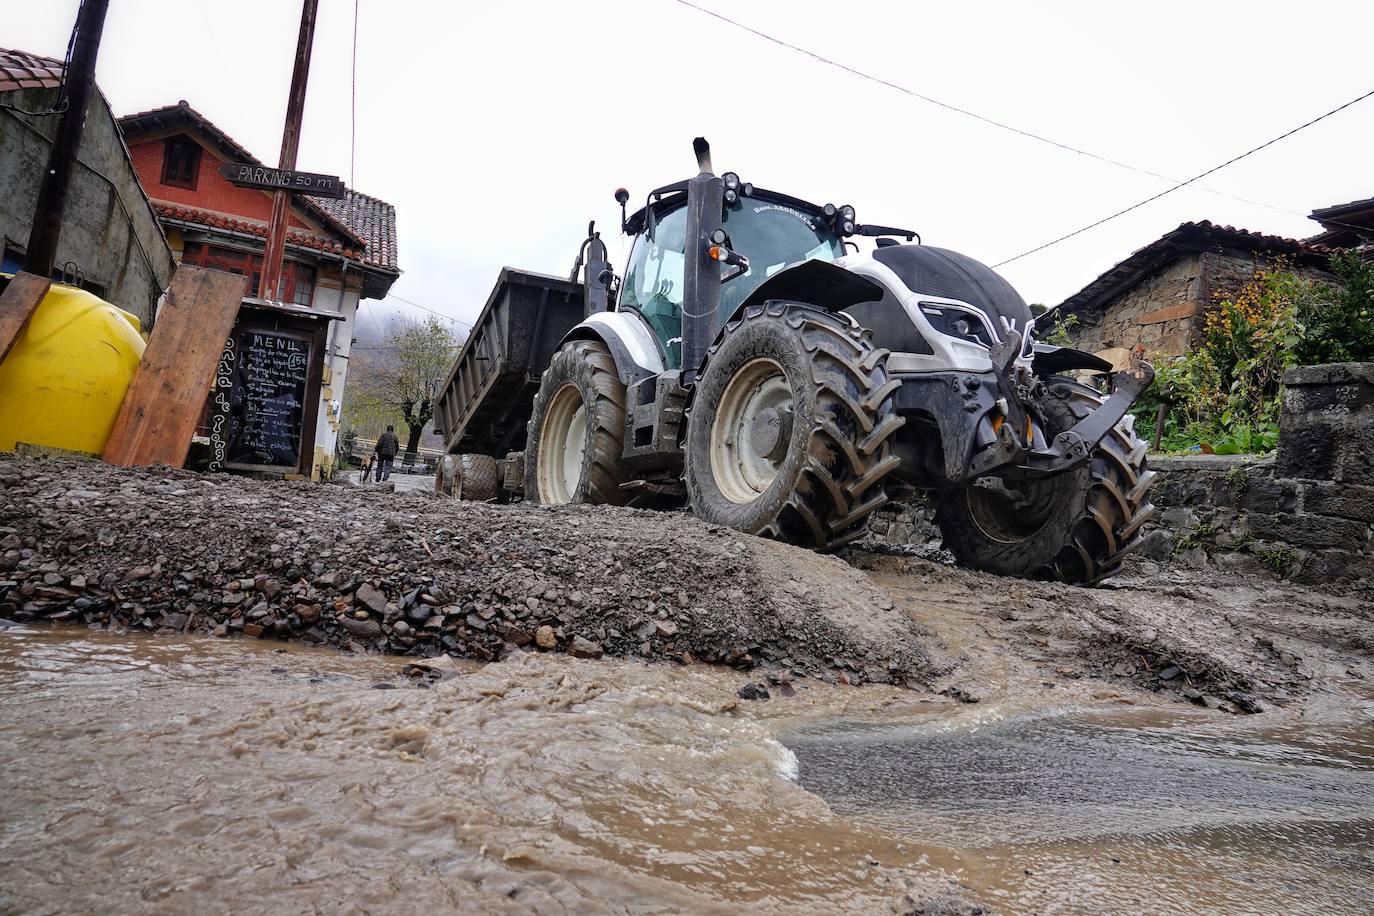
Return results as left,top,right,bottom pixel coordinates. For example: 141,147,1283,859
289,263,315,307
162,137,202,189
182,241,315,305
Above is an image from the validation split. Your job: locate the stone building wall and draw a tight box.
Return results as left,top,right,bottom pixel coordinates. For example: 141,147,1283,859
0,86,175,324
1069,250,1332,362
1070,253,1205,359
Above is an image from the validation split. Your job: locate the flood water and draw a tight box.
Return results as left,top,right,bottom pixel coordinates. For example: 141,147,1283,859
789,706,1374,914
2,627,1372,914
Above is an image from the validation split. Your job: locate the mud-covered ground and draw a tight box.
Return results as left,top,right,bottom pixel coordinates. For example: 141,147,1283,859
2,454,1371,711
852,551,1373,714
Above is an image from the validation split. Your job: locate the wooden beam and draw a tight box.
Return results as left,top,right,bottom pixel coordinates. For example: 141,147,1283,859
103,266,247,468
0,272,53,366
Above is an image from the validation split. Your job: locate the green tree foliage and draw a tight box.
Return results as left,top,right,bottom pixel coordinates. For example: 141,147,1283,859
1292,251,1374,364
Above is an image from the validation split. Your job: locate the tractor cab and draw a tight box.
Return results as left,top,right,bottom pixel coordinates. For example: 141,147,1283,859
618,184,845,368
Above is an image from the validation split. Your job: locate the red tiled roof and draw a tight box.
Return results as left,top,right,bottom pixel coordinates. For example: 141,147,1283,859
314,190,398,271
0,47,63,93
153,202,378,265
1055,220,1334,317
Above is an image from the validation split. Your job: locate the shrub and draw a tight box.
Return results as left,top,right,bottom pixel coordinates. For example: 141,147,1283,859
1129,259,1342,454
1292,251,1374,364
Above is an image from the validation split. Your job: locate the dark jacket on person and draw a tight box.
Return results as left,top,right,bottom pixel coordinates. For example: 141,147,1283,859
375,431,400,458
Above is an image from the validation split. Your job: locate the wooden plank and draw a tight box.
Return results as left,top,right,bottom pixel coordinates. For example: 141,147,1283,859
103,266,248,468
0,272,53,366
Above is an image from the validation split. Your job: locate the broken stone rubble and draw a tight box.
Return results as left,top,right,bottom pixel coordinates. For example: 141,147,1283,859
0,456,932,685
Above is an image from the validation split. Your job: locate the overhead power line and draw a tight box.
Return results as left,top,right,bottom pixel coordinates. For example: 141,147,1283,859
383,292,474,329
991,87,1374,267
669,0,1310,219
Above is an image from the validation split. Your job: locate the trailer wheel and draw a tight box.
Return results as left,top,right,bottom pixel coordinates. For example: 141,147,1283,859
459,454,501,502
434,455,460,496
525,339,627,505
684,301,903,551
935,379,1156,584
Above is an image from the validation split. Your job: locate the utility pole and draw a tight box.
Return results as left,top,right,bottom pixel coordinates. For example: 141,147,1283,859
23,0,111,276
258,0,320,302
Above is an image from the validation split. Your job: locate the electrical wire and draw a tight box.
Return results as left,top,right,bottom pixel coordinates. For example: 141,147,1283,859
991,87,1374,267
669,0,1316,221
383,292,474,328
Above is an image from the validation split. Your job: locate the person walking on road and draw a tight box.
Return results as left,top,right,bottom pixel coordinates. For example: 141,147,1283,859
374,425,400,482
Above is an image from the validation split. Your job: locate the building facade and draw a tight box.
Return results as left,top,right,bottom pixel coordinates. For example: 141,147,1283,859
117,101,399,478
1055,221,1334,361
0,48,174,322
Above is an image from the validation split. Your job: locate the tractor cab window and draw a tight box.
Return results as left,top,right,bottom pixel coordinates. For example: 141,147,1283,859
620,205,688,368
719,202,842,318
618,198,842,370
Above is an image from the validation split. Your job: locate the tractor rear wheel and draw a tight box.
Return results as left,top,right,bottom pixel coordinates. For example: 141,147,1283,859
934,379,1156,583
684,301,903,551
525,339,628,505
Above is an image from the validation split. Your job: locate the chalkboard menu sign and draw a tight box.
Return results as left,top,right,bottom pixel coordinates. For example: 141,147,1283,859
209,328,312,472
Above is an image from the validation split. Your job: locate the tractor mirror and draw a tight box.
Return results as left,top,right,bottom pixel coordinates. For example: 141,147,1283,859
615,188,631,234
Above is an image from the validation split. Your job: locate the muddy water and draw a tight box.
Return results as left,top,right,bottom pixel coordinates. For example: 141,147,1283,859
3,628,1372,915
0,628,960,915
789,705,1374,914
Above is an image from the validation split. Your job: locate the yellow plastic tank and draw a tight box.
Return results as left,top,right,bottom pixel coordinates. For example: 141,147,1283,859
0,280,146,456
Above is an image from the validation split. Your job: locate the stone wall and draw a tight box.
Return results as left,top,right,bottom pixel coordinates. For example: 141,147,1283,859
1136,455,1373,583
0,86,175,324
1070,253,1205,360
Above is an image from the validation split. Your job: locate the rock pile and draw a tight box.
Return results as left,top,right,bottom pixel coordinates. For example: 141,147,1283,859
0,457,932,685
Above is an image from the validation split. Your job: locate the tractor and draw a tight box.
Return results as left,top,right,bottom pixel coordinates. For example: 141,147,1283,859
437,139,1155,583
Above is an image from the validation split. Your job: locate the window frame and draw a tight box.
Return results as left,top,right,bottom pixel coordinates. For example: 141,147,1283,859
180,241,315,306
161,136,203,190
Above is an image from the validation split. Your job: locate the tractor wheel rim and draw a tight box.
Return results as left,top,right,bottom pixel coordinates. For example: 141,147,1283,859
710,357,793,504
538,383,587,504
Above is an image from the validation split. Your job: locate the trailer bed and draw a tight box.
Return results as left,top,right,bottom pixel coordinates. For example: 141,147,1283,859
434,268,585,456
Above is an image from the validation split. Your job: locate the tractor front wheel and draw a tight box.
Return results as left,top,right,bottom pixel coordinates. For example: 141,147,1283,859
934,379,1156,583
684,301,903,551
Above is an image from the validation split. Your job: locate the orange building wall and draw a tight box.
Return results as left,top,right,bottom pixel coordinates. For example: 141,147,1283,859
128,136,313,231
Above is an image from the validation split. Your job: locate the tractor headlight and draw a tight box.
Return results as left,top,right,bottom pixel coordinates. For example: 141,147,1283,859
723,172,740,190
841,204,855,221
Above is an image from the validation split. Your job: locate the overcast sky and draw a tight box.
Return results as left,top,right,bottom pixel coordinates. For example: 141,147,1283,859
6,0,1372,330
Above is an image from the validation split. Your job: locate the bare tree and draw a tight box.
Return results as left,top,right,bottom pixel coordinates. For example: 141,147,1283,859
350,314,462,459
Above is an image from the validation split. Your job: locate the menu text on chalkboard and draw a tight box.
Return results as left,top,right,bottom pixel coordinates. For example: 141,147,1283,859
210,328,312,472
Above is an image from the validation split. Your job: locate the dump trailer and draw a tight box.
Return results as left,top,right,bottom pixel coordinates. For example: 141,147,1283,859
433,246,615,500
434,140,1157,583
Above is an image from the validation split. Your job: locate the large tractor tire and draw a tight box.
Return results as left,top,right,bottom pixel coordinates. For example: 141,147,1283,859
525,339,628,505
935,379,1156,584
684,301,903,551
